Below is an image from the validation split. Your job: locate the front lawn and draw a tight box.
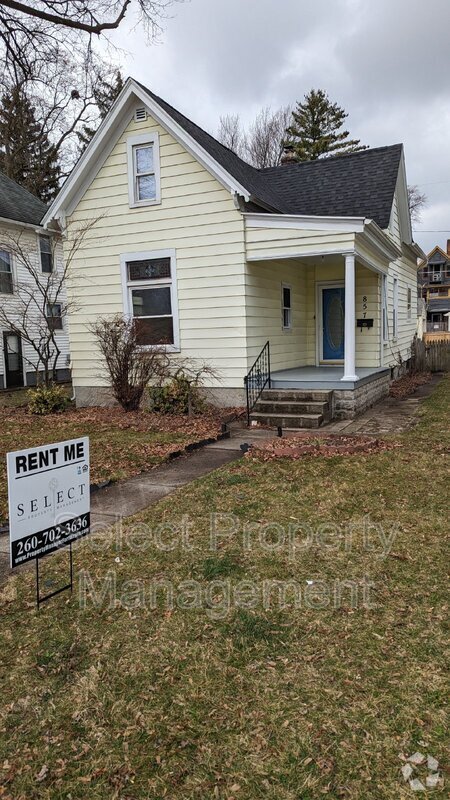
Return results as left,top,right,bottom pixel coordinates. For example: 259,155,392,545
0,401,226,525
0,377,448,799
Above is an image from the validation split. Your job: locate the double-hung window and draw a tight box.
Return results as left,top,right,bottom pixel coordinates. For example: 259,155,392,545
282,284,292,330
0,249,13,294
46,303,63,330
382,274,388,342
127,133,160,207
392,277,398,339
122,250,179,349
39,235,53,273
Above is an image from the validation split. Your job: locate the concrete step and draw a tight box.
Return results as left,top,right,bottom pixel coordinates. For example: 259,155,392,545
261,388,333,403
255,399,329,416
250,411,324,429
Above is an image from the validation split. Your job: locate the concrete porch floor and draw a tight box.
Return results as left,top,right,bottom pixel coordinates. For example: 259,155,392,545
270,365,390,391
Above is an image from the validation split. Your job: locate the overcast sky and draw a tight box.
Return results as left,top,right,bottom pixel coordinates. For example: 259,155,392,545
110,0,450,255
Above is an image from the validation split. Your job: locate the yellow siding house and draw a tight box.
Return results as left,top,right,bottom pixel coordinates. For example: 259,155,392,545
42,78,425,421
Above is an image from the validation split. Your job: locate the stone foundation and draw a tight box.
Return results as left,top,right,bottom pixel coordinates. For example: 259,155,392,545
74,386,117,407
74,385,247,409
333,372,390,420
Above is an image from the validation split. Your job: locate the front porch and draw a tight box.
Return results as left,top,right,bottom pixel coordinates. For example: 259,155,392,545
271,365,390,391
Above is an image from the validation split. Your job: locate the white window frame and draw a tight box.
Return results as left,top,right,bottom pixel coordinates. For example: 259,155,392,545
407,287,412,319
393,276,398,340
382,274,388,343
120,248,179,352
0,247,14,295
39,234,53,273
127,132,161,208
46,302,63,331
281,283,292,331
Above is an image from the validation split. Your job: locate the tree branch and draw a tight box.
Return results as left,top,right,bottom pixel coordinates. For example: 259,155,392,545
0,0,132,35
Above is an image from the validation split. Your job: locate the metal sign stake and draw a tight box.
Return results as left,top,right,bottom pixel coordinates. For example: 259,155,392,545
35,543,74,610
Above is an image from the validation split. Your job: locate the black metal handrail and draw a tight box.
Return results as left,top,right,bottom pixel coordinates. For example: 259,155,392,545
244,340,271,425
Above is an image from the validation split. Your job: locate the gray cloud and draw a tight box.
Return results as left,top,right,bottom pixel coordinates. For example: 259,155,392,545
113,0,450,253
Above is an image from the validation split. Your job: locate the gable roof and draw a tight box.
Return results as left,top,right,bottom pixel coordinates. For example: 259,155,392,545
42,77,405,234
0,171,47,226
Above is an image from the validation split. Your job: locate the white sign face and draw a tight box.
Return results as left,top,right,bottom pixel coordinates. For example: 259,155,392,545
7,437,90,568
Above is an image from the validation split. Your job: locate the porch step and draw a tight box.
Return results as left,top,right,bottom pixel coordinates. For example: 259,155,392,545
250,411,324,429
261,389,333,403
255,399,329,416
251,388,333,429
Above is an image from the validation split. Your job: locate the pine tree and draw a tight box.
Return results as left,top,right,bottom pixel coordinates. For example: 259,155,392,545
286,89,366,162
78,70,124,148
0,84,60,203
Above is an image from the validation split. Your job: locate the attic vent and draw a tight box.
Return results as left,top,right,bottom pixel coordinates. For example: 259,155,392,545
135,107,147,122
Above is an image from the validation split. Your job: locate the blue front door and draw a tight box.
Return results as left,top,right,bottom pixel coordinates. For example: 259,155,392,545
322,287,345,361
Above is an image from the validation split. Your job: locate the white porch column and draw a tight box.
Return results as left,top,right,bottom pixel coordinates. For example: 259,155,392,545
341,253,359,381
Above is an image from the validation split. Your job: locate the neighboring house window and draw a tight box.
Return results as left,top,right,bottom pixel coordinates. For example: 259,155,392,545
393,277,398,339
46,303,63,330
382,274,388,342
0,249,13,294
121,249,179,349
39,235,53,273
407,287,412,319
282,284,292,330
127,133,161,207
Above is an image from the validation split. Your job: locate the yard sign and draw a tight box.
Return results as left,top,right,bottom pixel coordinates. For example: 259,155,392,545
7,437,90,569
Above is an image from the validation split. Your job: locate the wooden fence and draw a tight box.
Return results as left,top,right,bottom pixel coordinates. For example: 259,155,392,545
410,337,450,373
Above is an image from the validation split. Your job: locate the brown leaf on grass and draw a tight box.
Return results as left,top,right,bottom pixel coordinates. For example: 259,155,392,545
35,765,48,782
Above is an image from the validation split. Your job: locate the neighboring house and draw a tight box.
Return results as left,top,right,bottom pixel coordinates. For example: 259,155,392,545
42,77,425,422
0,172,70,389
417,244,450,343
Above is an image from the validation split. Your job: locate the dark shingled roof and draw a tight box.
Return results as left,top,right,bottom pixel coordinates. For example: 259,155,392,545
0,171,47,226
259,145,403,228
137,81,402,229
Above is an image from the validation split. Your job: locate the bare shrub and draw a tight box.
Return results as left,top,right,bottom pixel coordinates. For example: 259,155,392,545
90,315,170,411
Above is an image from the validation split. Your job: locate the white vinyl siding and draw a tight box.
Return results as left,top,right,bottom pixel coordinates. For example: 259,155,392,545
65,111,247,390
0,224,70,386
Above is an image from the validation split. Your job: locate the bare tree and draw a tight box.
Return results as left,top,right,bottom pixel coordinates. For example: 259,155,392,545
217,114,246,158
217,105,292,168
0,219,97,385
408,185,427,225
0,1,179,81
245,105,292,168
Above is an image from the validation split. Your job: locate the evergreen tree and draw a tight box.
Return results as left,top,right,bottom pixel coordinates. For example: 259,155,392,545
78,70,124,148
286,89,366,162
0,84,60,203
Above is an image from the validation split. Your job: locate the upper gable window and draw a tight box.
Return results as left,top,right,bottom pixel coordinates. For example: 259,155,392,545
127,132,161,208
